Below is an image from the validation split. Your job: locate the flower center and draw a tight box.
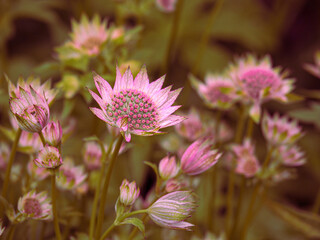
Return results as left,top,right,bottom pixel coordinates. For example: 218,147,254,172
204,83,233,103
81,36,104,53
243,159,258,176
23,198,42,217
106,89,159,131
241,68,280,99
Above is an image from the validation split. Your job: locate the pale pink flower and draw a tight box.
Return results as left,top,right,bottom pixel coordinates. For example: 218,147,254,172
70,15,108,56
42,120,62,147
228,54,294,122
262,113,303,146
0,143,10,171
119,179,140,206
232,139,260,178
83,141,102,171
28,159,50,181
147,191,197,230
34,145,63,169
9,86,50,133
181,138,221,175
156,0,177,12
88,66,184,142
277,145,306,167
191,74,237,109
159,155,179,180
304,50,320,78
18,190,52,220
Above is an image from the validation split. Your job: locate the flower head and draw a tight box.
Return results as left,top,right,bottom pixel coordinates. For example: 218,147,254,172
159,155,179,180
262,113,303,146
83,141,102,171
181,138,221,175
156,0,177,12
0,143,10,171
70,15,108,56
191,74,237,110
232,139,260,178
17,190,52,220
42,120,62,147
9,86,50,133
88,66,184,142
34,145,63,169
277,145,306,167
119,179,140,206
147,191,197,230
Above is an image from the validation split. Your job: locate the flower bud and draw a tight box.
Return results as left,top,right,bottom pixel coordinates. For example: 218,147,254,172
83,141,102,171
159,155,179,180
119,179,140,206
42,120,62,146
34,145,63,169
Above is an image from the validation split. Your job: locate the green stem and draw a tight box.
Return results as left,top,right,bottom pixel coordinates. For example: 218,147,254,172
231,176,246,238
312,189,320,214
38,131,46,146
95,135,124,238
7,224,16,240
225,163,235,239
234,106,246,144
1,128,22,199
89,138,114,240
245,117,254,139
40,221,47,240
214,111,222,147
51,171,62,240
99,210,147,240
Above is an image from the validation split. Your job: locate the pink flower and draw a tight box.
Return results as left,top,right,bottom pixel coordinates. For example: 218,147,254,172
147,191,197,230
88,66,184,142
228,54,294,122
42,120,62,147
304,51,320,78
18,190,52,220
156,0,177,12
9,86,50,133
159,155,179,180
83,141,102,171
181,138,221,175
277,145,306,167
34,145,63,169
191,74,237,110
262,113,303,146
232,140,260,178
0,143,10,171
119,179,140,206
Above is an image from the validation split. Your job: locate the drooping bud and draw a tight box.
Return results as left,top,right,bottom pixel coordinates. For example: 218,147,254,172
42,120,62,147
34,145,63,169
159,155,179,180
119,179,140,206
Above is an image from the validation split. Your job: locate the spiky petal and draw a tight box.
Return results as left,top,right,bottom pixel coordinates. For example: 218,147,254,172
34,145,63,169
277,145,306,167
42,120,63,147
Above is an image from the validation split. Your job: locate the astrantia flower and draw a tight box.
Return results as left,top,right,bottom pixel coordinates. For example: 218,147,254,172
0,143,10,171
159,155,179,180
277,145,306,167
83,141,102,171
18,190,52,220
119,179,140,206
181,138,221,175
191,74,237,110
232,139,260,178
304,50,320,78
147,191,197,230
9,86,50,133
262,113,303,146
228,55,294,122
34,145,63,169
56,160,87,191
156,0,177,12
88,66,184,142
42,120,62,147
70,14,108,56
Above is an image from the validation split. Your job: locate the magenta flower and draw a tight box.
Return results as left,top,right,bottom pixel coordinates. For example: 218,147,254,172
228,54,294,122
42,120,62,147
232,140,260,178
9,86,50,133
159,155,179,180
277,145,306,167
18,190,52,220
147,191,197,230
156,0,177,12
304,51,320,78
83,141,102,171
262,113,303,146
119,179,140,206
88,66,184,142
34,145,63,169
181,138,221,175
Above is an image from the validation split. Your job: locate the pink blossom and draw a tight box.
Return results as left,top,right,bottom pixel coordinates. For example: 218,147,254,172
277,145,306,167
156,0,177,12
83,141,102,171
42,120,62,147
119,179,140,206
34,145,63,169
159,155,179,180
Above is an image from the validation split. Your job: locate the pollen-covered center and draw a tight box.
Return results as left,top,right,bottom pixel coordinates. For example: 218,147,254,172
106,89,159,131
44,152,60,166
24,198,42,217
241,68,280,99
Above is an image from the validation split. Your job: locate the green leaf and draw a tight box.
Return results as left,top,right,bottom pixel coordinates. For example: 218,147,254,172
115,198,126,218
0,126,15,142
120,217,145,236
144,161,159,177
266,199,320,238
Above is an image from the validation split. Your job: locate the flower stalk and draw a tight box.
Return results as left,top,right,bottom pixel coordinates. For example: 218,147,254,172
51,171,62,240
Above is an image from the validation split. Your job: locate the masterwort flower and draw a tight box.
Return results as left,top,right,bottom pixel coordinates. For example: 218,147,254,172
159,155,179,180
119,179,140,206
228,54,294,122
277,145,306,167
34,145,63,169
262,113,303,146
191,74,237,110
9,85,50,133
147,191,197,230
232,139,260,178
42,120,63,147
83,141,102,171
18,190,52,220
181,138,221,175
88,66,184,142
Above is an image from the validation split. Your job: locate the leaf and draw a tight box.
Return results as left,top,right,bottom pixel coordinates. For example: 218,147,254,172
289,103,320,128
120,217,145,236
115,198,126,218
0,126,15,142
144,161,159,177
266,199,320,238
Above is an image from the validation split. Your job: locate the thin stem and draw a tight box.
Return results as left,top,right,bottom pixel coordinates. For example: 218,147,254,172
89,138,114,240
40,221,47,240
225,164,235,239
231,176,246,238
51,171,62,240
7,224,16,240
245,117,254,139
1,128,22,199
95,135,124,238
38,131,46,147
234,106,246,144
312,189,320,214
214,111,222,147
